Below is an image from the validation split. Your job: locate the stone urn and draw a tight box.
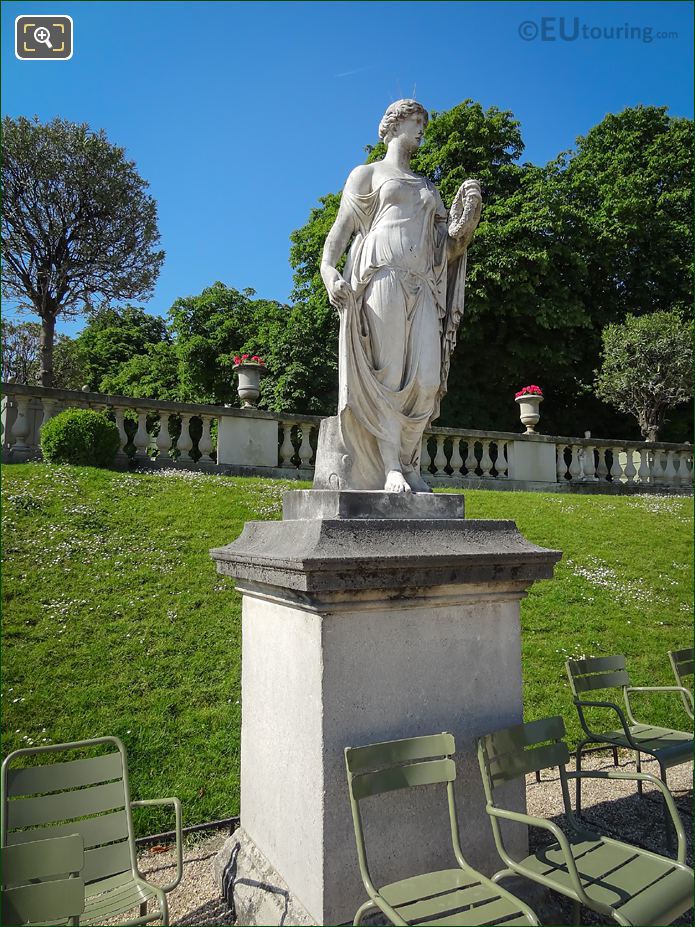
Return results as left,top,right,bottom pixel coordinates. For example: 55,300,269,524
515,393,543,434
233,363,266,408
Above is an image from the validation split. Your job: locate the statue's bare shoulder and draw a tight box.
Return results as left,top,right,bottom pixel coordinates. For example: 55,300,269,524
343,163,376,197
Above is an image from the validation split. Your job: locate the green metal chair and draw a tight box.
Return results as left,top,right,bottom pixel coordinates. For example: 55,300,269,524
345,731,539,926
477,715,693,926
2,834,85,925
2,737,183,926
668,647,694,721
566,653,692,847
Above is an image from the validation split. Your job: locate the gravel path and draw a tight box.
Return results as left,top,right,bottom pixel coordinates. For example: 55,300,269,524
128,751,692,926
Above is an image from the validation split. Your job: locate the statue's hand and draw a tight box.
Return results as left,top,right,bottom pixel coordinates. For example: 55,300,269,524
321,264,353,314
448,179,482,241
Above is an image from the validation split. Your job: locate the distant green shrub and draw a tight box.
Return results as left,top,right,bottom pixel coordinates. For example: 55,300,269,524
40,408,121,467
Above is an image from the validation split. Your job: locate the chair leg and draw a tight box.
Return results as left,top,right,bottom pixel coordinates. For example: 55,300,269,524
660,764,675,853
354,900,379,925
140,901,148,918
535,770,541,783
635,751,643,797
572,899,581,925
612,746,618,767
575,743,585,813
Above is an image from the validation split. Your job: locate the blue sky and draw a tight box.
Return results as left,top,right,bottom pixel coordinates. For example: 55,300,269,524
2,0,693,336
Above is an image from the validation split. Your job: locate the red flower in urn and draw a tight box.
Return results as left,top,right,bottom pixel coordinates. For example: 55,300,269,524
515,384,543,399
233,354,266,367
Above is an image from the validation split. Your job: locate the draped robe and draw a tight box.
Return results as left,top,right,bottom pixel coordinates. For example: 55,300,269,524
313,175,468,491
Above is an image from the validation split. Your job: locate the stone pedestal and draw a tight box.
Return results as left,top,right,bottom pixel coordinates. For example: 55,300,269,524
210,491,561,926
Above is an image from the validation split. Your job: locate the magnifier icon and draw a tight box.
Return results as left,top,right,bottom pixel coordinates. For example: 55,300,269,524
33,26,53,49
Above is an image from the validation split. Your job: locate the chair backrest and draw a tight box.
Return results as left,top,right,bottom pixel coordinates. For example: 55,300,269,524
566,655,630,699
345,732,458,885
1,737,136,893
669,647,694,718
478,716,570,799
1,834,85,926
345,732,456,801
669,647,693,686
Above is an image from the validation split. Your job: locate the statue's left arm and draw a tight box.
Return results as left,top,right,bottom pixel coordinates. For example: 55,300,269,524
446,179,482,260
430,179,483,421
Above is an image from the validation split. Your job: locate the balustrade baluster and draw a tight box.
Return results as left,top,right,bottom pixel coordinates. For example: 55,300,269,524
622,449,637,483
568,445,581,481
495,441,508,478
449,436,463,477
465,440,478,478
582,445,597,481
280,421,296,467
177,413,194,464
419,435,432,475
112,409,129,461
297,425,313,469
556,445,567,481
637,448,651,483
155,412,173,461
663,450,677,486
433,435,447,476
651,449,666,485
10,397,31,456
681,451,693,486
596,447,608,481
40,398,57,429
672,451,684,486
479,440,493,478
198,415,214,464
133,411,151,462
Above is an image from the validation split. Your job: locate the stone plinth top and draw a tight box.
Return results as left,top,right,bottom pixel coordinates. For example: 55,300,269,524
210,511,562,594
283,489,465,521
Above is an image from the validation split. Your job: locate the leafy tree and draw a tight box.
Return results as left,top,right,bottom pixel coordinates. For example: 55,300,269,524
74,305,169,392
167,281,337,413
99,341,180,400
1,319,84,389
2,320,41,383
52,337,87,390
168,282,276,405
553,106,692,323
1,116,164,387
595,312,692,442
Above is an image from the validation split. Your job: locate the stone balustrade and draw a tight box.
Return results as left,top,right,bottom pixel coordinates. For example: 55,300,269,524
1,383,691,493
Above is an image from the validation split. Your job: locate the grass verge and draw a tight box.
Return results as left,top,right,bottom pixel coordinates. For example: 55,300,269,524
2,463,692,832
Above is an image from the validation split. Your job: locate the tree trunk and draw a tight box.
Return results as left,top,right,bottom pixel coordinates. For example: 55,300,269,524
645,424,659,442
39,313,56,388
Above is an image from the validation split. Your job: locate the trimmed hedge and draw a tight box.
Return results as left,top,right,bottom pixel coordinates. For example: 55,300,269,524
40,408,121,467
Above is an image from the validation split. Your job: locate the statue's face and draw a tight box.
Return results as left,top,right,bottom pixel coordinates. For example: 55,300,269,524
393,113,426,151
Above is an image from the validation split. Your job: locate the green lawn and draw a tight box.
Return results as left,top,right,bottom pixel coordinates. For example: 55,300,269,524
2,464,692,834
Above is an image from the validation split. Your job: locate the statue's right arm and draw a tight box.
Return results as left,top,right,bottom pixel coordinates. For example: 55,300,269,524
321,165,372,312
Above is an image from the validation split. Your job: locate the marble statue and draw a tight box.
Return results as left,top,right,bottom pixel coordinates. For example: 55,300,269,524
313,99,482,493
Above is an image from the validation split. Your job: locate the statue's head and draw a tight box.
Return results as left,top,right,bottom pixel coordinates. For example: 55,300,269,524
378,99,429,148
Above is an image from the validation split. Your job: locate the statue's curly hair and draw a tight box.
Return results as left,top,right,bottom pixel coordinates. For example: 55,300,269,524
378,99,429,144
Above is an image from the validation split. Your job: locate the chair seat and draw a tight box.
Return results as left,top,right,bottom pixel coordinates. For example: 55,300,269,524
377,868,532,926
519,835,693,926
82,870,163,925
595,724,692,766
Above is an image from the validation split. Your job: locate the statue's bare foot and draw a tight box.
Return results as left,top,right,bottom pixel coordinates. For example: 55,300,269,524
385,470,412,493
403,468,433,493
